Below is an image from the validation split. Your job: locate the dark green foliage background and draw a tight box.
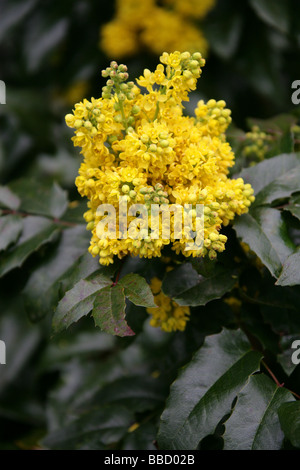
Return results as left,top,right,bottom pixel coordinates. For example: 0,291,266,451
1,0,300,450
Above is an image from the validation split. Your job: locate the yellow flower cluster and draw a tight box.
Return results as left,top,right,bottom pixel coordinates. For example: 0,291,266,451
147,278,190,332
243,125,273,162
100,0,214,59
65,51,255,266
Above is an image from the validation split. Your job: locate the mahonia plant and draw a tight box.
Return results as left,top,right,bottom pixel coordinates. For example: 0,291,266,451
100,0,214,58
65,51,255,269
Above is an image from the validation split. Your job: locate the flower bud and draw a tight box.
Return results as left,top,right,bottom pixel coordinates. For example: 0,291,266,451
74,119,83,128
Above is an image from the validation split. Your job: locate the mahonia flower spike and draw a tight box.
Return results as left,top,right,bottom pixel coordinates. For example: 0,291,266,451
65,51,255,268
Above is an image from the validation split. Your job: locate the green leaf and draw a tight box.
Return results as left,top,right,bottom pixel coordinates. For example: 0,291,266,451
249,0,290,34
125,302,149,334
278,402,300,448
204,13,242,60
9,179,68,219
24,17,69,72
0,186,20,210
41,406,134,450
41,331,115,368
234,207,295,278
0,0,37,43
0,216,59,278
62,199,87,224
253,166,300,207
224,374,294,450
89,375,168,413
238,153,300,196
162,264,236,307
92,284,135,337
22,225,89,321
59,252,118,293
240,275,300,334
276,250,300,286
52,273,112,333
0,300,41,394
284,194,300,221
238,27,283,101
276,131,295,155
122,420,157,451
119,273,157,308
239,305,280,355
157,329,263,450
0,215,23,251
162,263,200,298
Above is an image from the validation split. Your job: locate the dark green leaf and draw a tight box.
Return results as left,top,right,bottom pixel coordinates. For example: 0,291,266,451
157,329,263,450
163,264,236,307
246,279,300,335
9,179,68,219
62,199,87,224
0,215,23,251
90,375,167,413
234,207,295,278
278,402,300,448
0,300,41,394
238,153,300,195
122,420,157,451
162,263,200,298
253,166,300,207
204,13,242,60
224,374,294,450
24,18,69,72
119,273,156,308
41,331,115,368
52,273,112,333
249,0,290,34
0,216,59,277
93,284,135,337
59,252,118,293
0,186,20,210
276,250,300,286
41,406,134,450
22,225,89,321
125,302,149,334
284,194,300,221
276,131,295,155
240,305,280,355
0,0,37,43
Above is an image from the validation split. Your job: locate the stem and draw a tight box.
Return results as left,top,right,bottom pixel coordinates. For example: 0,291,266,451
262,360,300,399
153,102,160,121
261,360,284,388
118,99,128,130
115,83,128,130
111,257,126,286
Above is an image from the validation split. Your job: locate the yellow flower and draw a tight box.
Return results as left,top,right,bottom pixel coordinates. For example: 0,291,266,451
147,277,190,332
99,0,212,58
163,0,216,19
66,52,255,267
